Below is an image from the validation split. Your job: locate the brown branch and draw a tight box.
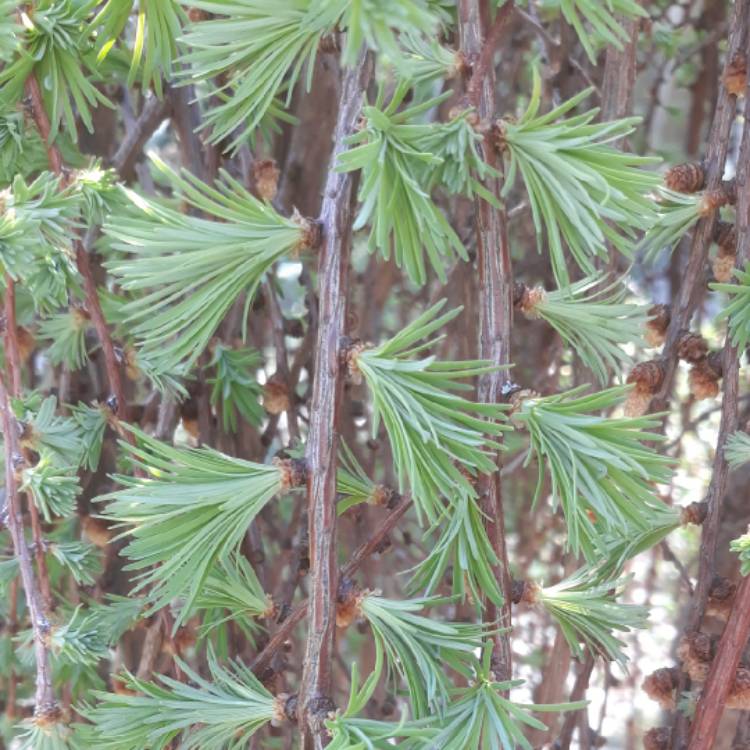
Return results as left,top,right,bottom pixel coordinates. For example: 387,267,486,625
111,92,172,181
458,0,514,682
4,281,54,612
686,38,750,750
298,50,372,749
650,2,749,421
688,576,750,749
251,497,410,677
24,72,131,426
557,654,595,750
465,1,515,108
0,373,56,718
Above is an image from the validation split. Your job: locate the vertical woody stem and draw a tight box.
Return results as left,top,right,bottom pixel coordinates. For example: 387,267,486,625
0,373,56,717
458,0,514,681
299,50,371,748
686,41,750,750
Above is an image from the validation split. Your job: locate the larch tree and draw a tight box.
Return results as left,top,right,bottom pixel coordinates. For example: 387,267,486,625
0,2,748,750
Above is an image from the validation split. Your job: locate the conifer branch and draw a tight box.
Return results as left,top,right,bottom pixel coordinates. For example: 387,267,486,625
685,34,750,750
515,274,646,384
511,385,673,560
105,156,315,374
495,68,659,285
0,374,57,725
351,301,509,524
98,426,301,625
299,49,372,748
459,0,515,683
24,70,131,427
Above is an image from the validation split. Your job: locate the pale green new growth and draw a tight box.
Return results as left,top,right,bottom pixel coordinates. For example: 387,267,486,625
81,650,278,749
38,308,92,370
712,264,750,353
731,530,750,576
0,0,113,141
408,493,505,609
424,646,587,750
90,0,185,97
640,187,703,261
354,300,508,523
527,273,646,383
358,593,487,718
207,344,264,433
725,431,750,470
536,569,649,667
544,0,648,63
500,69,659,284
105,156,308,373
99,425,287,624
337,84,472,285
513,385,672,559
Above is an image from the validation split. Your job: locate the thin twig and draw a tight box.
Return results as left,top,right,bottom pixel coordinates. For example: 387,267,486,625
252,497,410,677
299,50,372,749
25,73,131,426
0,373,56,718
111,91,171,180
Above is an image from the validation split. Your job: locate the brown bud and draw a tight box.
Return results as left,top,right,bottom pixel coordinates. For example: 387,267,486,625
291,209,322,253
715,221,737,252
712,221,738,282
511,579,539,605
664,162,705,193
625,360,665,415
342,339,368,386
678,632,716,682
688,360,721,401
369,484,395,508
263,374,291,415
518,285,546,319
723,53,747,97
699,181,737,216
123,346,141,381
643,727,671,750
17,325,36,365
112,675,138,696
491,120,507,154
645,305,670,348
336,579,364,629
642,667,679,710
728,667,750,709
448,50,471,79
274,457,307,490
627,360,665,391
253,159,280,202
81,515,112,549
676,330,708,364
706,575,737,621
512,281,527,308
187,7,209,22
680,501,708,527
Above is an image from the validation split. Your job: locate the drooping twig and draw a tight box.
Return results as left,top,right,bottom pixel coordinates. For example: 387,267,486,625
651,2,749,421
24,73,130,423
0,373,56,719
112,91,171,181
298,50,372,749
686,41,750,750
4,282,53,611
252,495,410,677
458,0,514,681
